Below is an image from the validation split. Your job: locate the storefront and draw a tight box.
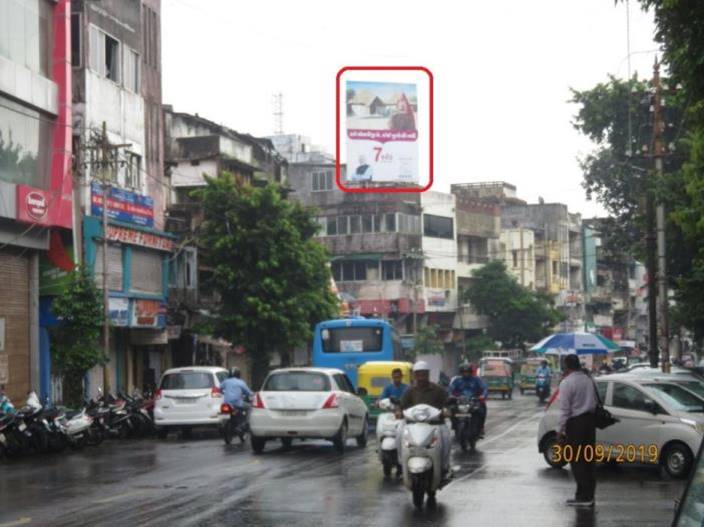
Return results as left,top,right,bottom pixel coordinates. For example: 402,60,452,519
84,214,175,396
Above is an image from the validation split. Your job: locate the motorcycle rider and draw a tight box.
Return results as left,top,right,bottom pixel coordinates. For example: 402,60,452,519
378,368,408,404
220,367,252,419
448,363,488,438
398,361,452,480
536,360,552,387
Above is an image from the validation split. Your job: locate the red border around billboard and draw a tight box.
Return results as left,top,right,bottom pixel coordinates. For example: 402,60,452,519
335,66,433,193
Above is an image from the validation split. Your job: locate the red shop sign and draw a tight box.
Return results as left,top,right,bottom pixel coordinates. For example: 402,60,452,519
106,225,175,252
16,185,51,225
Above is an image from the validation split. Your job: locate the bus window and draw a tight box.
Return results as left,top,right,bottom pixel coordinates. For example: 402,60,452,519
321,326,383,353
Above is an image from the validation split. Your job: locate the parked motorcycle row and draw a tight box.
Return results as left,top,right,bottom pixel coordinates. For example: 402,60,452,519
0,389,156,460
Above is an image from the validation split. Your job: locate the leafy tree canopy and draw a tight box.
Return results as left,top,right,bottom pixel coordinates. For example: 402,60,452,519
463,261,562,349
196,174,339,386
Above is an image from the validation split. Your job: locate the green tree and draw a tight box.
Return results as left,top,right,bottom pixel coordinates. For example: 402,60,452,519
462,334,497,363
408,324,444,360
51,266,106,407
463,261,562,349
196,174,339,387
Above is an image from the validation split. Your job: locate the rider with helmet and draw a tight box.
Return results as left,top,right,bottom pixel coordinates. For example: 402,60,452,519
220,367,253,411
448,362,488,437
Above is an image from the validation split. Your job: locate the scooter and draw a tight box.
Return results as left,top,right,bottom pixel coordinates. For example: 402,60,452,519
376,397,403,477
536,373,551,404
449,395,482,452
59,408,94,449
400,404,450,510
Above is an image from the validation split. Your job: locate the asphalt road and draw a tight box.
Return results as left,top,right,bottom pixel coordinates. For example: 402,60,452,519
0,392,686,527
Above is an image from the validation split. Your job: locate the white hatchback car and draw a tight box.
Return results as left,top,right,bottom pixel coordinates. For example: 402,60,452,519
249,367,369,454
537,376,704,479
153,366,229,438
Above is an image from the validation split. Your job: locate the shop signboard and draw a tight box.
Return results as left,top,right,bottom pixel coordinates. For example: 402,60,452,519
132,299,166,328
91,182,154,227
108,297,129,327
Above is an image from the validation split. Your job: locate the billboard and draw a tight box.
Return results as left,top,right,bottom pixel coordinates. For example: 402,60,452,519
91,182,154,228
345,81,418,185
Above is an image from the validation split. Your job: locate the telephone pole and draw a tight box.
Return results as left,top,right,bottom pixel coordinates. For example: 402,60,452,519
651,60,670,373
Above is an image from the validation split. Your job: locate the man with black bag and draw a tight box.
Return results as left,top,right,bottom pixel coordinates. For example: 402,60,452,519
557,354,598,507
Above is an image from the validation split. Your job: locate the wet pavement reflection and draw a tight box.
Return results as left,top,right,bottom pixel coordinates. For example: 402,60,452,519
0,393,685,526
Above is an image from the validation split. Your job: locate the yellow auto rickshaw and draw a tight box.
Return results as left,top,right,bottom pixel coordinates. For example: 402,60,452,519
357,361,413,419
479,357,514,399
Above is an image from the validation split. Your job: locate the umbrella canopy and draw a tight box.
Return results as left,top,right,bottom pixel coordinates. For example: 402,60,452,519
530,332,620,356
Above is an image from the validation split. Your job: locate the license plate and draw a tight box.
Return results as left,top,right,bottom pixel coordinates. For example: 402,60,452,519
175,398,197,405
18,423,26,432
280,410,307,416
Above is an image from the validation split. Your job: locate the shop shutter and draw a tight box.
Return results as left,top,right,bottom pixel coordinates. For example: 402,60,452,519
131,247,163,294
95,245,123,291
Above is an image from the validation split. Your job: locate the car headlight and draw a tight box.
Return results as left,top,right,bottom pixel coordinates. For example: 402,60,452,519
680,418,704,434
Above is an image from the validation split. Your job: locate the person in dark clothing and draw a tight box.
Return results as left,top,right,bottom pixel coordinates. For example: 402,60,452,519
558,354,598,507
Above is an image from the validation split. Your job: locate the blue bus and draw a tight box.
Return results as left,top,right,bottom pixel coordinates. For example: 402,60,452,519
311,317,403,387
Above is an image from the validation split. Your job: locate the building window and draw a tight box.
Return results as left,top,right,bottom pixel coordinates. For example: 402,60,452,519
382,260,403,281
512,250,519,268
373,214,382,233
385,213,396,232
333,260,377,281
424,267,430,286
423,214,454,239
0,0,51,76
312,170,333,192
0,96,52,189
552,260,559,276
362,215,373,233
94,244,124,291
337,216,349,235
89,26,122,84
131,247,163,294
123,48,140,92
430,268,439,288
326,217,337,236
124,152,141,189
71,14,81,67
184,248,196,289
349,215,361,234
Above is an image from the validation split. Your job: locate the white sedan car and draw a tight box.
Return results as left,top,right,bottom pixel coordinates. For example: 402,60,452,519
538,376,704,479
153,366,229,438
249,367,369,454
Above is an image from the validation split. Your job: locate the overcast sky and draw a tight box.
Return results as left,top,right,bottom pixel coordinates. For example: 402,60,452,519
163,0,658,218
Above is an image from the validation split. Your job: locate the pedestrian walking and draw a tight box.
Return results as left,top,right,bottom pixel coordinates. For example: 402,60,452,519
557,353,598,507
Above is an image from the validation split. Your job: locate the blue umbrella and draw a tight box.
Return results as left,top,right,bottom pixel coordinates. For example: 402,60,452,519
530,332,620,356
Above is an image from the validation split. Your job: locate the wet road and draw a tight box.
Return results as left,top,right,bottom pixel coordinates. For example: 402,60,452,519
0,392,685,527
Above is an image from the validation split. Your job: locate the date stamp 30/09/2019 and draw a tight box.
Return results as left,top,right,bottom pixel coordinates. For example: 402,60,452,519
551,443,659,464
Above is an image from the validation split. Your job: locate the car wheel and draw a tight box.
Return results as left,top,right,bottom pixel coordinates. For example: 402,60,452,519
662,442,693,479
333,420,348,454
156,427,168,439
356,416,369,448
542,435,567,469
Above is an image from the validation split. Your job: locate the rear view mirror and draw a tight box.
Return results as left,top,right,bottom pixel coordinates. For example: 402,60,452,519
644,400,659,414
378,398,391,410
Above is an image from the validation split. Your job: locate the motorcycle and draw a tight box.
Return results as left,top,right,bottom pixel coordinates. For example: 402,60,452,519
400,404,451,510
376,397,403,477
220,400,250,445
535,373,551,404
58,407,94,449
449,395,482,452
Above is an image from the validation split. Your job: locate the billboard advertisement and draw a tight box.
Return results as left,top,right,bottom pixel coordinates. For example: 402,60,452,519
91,182,154,228
345,80,418,185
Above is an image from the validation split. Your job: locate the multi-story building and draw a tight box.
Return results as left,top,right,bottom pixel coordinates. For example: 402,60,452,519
0,0,74,402
266,134,333,164
163,107,288,377
72,0,172,395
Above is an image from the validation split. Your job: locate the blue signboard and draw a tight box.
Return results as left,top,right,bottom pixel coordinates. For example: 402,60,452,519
91,182,154,228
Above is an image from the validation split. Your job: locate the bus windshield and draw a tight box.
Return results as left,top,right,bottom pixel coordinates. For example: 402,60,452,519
321,326,383,353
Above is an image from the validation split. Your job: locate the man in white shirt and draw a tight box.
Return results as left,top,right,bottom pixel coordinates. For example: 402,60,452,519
557,353,599,507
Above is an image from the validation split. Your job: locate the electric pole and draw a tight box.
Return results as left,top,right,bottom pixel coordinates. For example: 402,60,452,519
651,60,670,373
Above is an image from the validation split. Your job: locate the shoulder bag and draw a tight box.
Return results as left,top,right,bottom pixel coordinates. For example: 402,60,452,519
591,378,619,430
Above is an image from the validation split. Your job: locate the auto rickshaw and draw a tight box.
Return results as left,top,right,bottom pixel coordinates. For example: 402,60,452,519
518,357,546,394
356,361,413,419
479,357,514,399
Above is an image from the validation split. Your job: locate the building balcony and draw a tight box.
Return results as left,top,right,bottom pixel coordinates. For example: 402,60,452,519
453,305,489,330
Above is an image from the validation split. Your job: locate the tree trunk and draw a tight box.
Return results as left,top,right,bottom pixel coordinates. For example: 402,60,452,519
250,348,270,391
62,370,86,408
